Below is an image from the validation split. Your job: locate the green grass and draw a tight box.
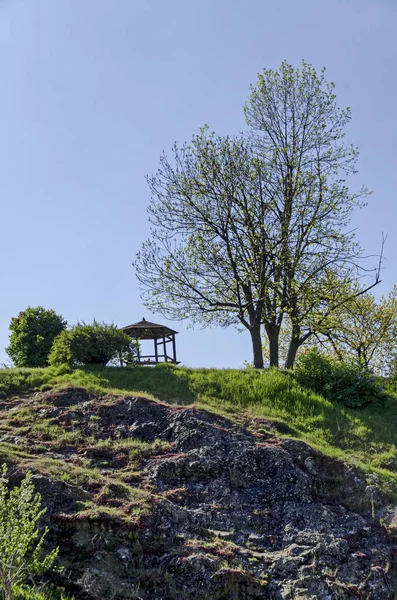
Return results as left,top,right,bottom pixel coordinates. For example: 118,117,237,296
1,363,397,492
0,367,52,399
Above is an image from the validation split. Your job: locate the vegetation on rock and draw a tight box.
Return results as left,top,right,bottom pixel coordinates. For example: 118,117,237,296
0,465,59,600
0,364,396,490
0,366,395,598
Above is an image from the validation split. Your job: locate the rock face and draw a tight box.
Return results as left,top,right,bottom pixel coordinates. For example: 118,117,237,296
10,389,397,599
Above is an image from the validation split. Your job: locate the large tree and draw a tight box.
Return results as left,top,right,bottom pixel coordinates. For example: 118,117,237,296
134,61,378,368
244,61,381,367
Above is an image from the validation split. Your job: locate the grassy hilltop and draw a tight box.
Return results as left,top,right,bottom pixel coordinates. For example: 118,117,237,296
1,363,396,496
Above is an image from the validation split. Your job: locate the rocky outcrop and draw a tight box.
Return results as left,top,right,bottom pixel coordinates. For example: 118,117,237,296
5,388,397,599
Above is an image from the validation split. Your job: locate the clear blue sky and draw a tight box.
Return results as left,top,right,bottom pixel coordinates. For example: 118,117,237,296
1,0,396,368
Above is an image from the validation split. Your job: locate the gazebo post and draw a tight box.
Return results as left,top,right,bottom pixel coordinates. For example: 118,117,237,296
163,335,167,362
154,338,158,363
172,334,177,363
136,341,141,363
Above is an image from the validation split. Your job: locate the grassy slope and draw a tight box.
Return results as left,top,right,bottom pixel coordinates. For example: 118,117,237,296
0,363,397,495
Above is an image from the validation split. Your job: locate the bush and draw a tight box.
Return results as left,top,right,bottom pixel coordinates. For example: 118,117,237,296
6,308,67,368
11,584,73,600
386,359,397,390
49,321,133,367
294,349,384,408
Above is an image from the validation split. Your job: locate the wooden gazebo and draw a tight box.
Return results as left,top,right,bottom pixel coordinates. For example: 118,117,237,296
120,318,179,365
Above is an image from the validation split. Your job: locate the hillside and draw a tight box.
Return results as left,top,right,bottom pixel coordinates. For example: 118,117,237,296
0,365,396,599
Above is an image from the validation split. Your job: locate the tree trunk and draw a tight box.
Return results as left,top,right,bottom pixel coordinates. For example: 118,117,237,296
285,335,300,369
4,579,11,600
249,325,264,369
264,323,280,368
285,325,312,369
268,333,279,368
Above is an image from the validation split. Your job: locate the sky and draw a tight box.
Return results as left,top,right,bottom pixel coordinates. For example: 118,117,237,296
0,0,396,368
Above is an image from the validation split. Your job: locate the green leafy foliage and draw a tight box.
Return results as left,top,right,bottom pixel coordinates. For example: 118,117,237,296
315,285,397,375
49,321,133,367
11,584,73,600
6,308,67,368
0,465,59,600
386,361,397,391
294,349,385,408
263,283,397,374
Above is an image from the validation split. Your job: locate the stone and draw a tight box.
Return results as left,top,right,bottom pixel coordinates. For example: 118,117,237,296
8,388,397,599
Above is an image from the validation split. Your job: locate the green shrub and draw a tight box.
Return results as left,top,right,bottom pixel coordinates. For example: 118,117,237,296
11,586,42,600
49,321,133,367
386,359,397,390
11,584,73,600
6,308,67,368
294,349,384,408
292,349,333,393
0,465,59,600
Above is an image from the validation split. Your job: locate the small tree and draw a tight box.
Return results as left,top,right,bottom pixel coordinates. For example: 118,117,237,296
272,280,397,374
6,308,67,368
313,285,397,375
49,321,133,367
0,465,58,600
272,270,382,369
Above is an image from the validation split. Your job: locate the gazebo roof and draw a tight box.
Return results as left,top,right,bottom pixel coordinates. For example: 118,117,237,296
121,318,178,340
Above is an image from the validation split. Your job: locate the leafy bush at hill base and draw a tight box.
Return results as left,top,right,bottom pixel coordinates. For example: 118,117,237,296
294,349,385,408
6,308,67,368
49,321,133,367
0,465,59,600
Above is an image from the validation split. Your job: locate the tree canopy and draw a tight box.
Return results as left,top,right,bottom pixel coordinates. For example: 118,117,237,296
6,307,67,368
316,285,397,375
